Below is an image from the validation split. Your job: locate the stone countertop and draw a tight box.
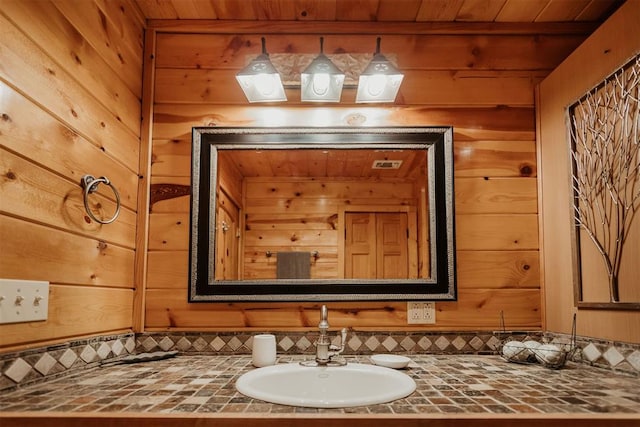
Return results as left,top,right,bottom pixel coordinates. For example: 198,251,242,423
0,354,638,415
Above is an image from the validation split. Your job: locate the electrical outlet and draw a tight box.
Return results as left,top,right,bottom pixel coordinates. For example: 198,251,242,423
407,302,436,324
0,279,49,324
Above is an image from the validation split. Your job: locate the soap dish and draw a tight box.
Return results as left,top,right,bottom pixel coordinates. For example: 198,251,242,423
371,354,411,369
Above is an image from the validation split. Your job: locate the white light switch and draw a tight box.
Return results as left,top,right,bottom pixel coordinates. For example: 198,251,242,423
0,279,49,324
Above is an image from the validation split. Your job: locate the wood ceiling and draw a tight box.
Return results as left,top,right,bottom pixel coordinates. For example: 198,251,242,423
134,0,623,23
219,148,428,179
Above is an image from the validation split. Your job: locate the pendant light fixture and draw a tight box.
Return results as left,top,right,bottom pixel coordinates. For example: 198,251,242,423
300,37,345,102
356,37,404,103
236,37,287,103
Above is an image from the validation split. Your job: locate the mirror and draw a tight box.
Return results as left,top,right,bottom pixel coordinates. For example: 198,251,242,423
189,127,456,301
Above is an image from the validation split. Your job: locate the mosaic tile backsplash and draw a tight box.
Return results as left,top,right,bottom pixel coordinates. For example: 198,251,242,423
1,330,638,392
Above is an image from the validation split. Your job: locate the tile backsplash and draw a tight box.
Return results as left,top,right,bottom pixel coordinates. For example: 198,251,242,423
1,330,638,391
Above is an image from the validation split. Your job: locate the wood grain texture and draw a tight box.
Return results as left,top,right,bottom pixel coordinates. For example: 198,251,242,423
1,0,142,135
150,104,534,141
538,1,640,342
0,0,143,351
456,214,539,250
0,216,135,287
144,19,546,329
0,82,139,210
454,140,536,177
154,33,584,71
1,148,137,248
144,288,540,330
154,68,541,106
455,177,537,214
52,0,144,96
0,285,133,349
456,250,539,288
0,13,140,173
135,0,618,24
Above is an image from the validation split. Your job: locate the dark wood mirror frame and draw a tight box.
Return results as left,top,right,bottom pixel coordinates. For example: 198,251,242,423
189,127,456,302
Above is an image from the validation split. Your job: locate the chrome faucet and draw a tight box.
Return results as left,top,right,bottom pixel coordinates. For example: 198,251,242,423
310,305,347,366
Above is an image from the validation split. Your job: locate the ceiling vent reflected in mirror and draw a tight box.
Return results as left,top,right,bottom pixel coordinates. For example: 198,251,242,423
372,160,403,169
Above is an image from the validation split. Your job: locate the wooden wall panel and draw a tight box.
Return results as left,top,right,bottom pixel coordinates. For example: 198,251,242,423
151,105,535,142
51,0,144,96
0,82,139,210
453,140,536,177
144,288,540,330
1,0,142,136
0,1,143,352
456,214,539,250
1,286,133,349
145,21,545,330
242,178,416,280
154,33,583,72
456,250,540,288
151,139,191,177
1,148,137,248
538,1,640,343
0,216,135,289
455,178,537,214
147,213,191,250
0,13,140,173
154,68,541,106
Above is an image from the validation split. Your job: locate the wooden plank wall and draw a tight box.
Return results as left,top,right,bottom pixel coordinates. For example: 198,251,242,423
144,22,584,332
538,1,640,343
0,0,144,350
243,178,417,280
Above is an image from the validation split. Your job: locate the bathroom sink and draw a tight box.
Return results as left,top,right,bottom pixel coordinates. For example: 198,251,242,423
236,362,416,408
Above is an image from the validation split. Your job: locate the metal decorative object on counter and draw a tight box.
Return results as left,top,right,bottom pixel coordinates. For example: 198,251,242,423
499,311,578,369
80,174,121,224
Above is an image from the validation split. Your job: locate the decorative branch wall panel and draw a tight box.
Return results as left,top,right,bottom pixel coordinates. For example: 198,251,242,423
0,0,143,351
538,1,640,342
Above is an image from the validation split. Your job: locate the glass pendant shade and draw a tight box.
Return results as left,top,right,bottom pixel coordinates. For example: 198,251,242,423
236,38,287,103
301,37,345,102
356,38,404,103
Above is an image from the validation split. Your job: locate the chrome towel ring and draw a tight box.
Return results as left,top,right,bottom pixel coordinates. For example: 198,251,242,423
80,175,121,224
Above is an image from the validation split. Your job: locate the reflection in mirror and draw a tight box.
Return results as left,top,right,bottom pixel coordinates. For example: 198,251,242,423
190,127,456,302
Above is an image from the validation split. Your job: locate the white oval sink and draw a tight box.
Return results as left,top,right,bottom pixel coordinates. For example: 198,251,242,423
236,362,416,408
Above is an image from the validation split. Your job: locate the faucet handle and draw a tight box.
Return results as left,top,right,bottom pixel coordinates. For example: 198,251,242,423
329,328,348,352
339,327,347,345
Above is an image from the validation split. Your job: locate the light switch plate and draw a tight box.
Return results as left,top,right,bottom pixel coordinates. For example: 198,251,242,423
0,279,49,324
